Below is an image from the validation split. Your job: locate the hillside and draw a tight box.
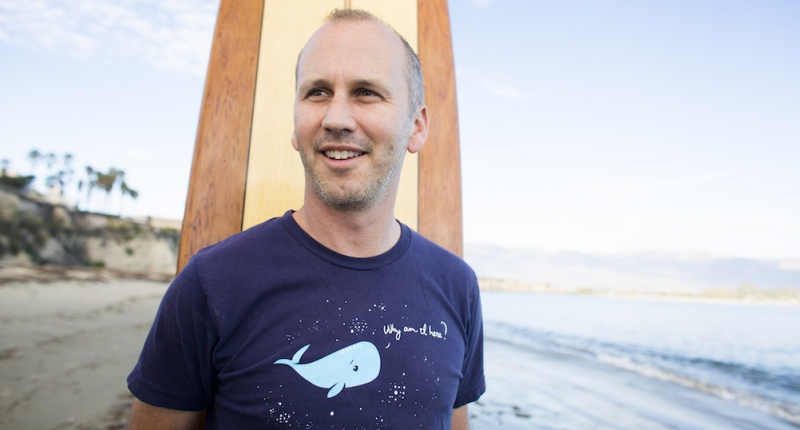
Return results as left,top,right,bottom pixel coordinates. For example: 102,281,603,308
0,186,179,276
466,244,800,303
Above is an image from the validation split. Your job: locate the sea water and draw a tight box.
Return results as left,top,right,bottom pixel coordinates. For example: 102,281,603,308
480,291,800,426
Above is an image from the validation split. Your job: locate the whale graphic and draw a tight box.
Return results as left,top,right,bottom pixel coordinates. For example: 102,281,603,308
274,341,381,398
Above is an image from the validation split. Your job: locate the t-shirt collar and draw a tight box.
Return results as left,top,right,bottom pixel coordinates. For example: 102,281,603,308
279,210,411,270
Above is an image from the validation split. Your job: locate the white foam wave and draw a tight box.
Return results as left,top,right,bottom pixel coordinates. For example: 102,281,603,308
485,322,800,426
595,352,800,425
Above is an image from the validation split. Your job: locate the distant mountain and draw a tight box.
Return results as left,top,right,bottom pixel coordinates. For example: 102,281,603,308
464,244,800,293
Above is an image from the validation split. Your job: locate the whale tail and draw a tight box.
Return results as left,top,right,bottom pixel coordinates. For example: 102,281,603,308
274,344,311,365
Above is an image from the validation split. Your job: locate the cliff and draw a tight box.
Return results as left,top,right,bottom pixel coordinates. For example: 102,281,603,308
0,186,179,276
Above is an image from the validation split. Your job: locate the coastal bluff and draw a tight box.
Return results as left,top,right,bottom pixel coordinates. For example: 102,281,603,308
0,186,179,276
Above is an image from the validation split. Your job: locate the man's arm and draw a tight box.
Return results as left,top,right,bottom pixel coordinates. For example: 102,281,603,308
129,398,202,430
452,405,469,430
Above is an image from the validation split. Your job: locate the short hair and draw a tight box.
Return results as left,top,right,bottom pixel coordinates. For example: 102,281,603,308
296,9,425,115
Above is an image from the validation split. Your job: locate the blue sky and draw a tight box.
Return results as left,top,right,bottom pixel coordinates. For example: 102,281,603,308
1,0,798,260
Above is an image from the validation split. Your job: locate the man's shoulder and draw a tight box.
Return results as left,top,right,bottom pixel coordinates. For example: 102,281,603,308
190,214,290,269
407,228,476,282
197,213,289,259
173,213,301,315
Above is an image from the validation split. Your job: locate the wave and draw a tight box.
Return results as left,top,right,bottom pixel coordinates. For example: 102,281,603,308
485,321,800,426
594,352,800,425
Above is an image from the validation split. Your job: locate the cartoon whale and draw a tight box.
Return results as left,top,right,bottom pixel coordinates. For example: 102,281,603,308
274,341,381,398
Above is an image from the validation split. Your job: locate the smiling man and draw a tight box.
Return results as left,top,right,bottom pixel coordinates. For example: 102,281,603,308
128,9,484,429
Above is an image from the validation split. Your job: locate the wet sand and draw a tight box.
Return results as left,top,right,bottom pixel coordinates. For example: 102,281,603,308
470,338,798,429
0,274,167,430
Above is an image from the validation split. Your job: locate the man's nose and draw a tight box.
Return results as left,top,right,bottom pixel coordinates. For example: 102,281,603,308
322,94,357,133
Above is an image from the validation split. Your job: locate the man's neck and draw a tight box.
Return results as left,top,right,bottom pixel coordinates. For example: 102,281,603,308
292,191,401,258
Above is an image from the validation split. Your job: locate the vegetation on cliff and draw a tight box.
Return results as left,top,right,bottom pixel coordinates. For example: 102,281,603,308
0,186,178,270
0,149,171,270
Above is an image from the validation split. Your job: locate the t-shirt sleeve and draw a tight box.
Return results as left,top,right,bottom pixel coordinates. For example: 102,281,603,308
127,256,218,411
454,276,486,408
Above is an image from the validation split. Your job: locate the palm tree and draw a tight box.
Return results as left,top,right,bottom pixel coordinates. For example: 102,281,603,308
76,179,83,209
119,181,139,216
62,154,74,192
28,150,42,189
28,150,41,169
45,153,56,170
96,168,123,212
85,166,97,211
95,172,113,212
45,170,65,191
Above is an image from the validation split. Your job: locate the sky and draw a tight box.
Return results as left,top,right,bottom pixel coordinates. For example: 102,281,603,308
1,0,798,261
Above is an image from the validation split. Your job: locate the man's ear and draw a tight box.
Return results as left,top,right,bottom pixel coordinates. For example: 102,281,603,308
407,105,428,154
291,132,299,151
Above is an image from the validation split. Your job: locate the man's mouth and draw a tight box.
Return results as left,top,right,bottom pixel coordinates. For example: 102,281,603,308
324,150,363,160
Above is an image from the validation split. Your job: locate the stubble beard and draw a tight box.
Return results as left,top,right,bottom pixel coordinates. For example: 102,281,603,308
300,128,409,213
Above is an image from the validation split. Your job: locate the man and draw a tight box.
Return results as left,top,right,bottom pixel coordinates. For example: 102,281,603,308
128,9,484,429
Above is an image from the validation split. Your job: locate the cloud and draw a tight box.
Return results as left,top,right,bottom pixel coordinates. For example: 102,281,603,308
458,68,533,102
480,79,531,102
0,0,218,75
469,0,495,9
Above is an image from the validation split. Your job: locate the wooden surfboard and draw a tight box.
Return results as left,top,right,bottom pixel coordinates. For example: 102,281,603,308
177,0,463,273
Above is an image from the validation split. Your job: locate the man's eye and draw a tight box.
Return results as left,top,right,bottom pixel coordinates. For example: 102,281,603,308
308,89,327,97
359,89,376,97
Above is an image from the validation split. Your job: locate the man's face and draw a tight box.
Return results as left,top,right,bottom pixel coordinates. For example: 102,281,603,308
292,20,425,212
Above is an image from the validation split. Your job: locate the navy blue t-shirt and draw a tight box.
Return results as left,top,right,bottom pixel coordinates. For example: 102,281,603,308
128,211,485,429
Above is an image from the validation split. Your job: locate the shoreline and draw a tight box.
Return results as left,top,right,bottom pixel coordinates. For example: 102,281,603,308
472,337,799,429
478,277,800,307
0,263,175,285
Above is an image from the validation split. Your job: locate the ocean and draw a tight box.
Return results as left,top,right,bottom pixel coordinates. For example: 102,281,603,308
473,291,800,429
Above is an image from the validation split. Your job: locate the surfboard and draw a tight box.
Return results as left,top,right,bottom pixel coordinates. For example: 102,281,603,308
177,0,463,273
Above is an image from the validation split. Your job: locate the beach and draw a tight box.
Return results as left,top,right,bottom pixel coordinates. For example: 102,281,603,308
0,269,167,429
474,291,800,429
1,270,798,429
471,338,797,429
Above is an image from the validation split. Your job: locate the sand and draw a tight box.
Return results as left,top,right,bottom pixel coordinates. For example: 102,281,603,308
0,272,168,430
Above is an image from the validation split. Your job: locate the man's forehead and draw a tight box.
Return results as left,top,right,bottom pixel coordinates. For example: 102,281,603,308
297,20,406,81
